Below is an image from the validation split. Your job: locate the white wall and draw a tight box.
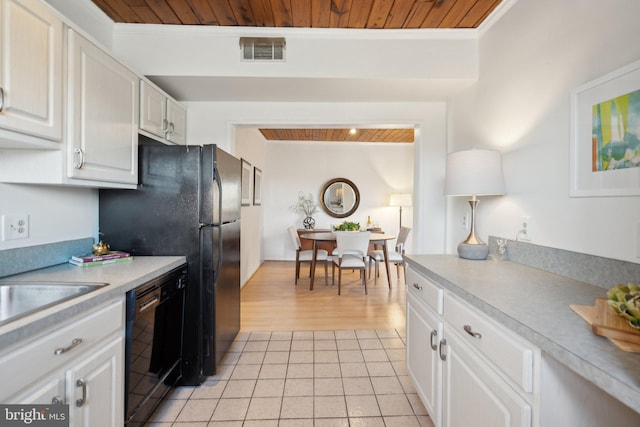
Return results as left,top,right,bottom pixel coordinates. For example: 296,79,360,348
0,184,97,250
44,0,114,50
184,101,448,257
264,139,414,260
235,128,266,285
447,0,640,263
112,24,477,81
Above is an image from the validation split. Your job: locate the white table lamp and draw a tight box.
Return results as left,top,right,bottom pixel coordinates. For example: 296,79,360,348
444,149,505,260
389,193,412,229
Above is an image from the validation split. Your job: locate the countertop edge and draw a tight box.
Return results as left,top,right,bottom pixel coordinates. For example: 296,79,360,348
0,256,187,349
404,254,640,414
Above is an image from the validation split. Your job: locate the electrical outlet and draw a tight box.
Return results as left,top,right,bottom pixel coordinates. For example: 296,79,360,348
519,216,532,241
462,214,469,230
2,214,30,241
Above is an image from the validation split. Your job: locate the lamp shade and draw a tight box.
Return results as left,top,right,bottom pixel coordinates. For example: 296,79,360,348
444,149,505,196
389,193,412,207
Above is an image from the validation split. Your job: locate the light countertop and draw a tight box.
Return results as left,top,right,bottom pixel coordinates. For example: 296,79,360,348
404,254,640,414
0,256,186,348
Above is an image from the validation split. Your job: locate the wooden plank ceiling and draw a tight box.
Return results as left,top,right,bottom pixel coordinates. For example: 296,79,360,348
259,128,414,143
91,0,502,29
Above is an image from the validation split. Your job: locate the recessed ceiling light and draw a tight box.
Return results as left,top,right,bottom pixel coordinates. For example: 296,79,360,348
349,128,357,135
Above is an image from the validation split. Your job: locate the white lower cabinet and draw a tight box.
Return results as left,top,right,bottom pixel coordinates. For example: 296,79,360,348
0,298,125,427
406,281,443,426
406,266,538,427
441,328,532,427
66,336,123,426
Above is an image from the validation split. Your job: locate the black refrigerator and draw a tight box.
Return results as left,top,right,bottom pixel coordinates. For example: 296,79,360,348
99,143,241,385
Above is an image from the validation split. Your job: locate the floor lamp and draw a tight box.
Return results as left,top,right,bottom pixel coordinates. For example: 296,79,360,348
444,149,505,260
389,193,412,231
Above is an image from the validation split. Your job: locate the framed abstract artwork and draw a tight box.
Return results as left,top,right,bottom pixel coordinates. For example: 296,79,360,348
570,59,640,197
253,167,262,206
241,159,252,206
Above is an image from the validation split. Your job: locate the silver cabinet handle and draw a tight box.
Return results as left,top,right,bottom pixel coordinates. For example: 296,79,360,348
412,283,422,290
168,122,175,136
54,338,83,355
161,118,169,133
430,330,438,351
439,339,447,361
73,148,85,169
0,87,4,112
52,396,64,405
463,324,482,339
76,379,86,407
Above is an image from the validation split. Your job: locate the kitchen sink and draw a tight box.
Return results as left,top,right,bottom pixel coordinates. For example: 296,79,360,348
0,281,107,326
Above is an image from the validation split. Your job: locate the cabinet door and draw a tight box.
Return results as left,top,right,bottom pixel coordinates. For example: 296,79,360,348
0,0,62,141
8,374,65,406
166,97,186,145
67,29,138,184
67,335,124,427
139,80,166,139
442,329,531,427
407,293,443,427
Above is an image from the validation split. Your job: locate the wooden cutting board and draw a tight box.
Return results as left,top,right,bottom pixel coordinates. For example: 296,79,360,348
591,298,640,344
570,302,640,352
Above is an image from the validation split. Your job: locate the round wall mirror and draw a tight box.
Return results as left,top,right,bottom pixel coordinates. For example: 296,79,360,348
320,178,360,218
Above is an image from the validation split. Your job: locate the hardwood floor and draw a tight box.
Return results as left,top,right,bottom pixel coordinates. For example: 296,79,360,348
240,261,407,333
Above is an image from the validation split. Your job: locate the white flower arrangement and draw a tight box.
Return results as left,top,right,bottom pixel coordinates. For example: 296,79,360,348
290,192,319,217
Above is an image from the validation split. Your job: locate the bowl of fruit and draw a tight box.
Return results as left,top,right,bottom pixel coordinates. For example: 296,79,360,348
333,221,361,232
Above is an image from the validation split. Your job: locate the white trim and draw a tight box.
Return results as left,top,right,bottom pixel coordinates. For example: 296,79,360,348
113,22,477,41
478,0,520,37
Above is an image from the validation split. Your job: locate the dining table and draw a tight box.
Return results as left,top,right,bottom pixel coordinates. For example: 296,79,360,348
300,231,396,290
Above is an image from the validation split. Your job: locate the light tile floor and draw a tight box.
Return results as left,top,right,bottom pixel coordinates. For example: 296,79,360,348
146,329,435,427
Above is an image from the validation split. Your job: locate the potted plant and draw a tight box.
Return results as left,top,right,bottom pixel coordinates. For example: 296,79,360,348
290,192,319,229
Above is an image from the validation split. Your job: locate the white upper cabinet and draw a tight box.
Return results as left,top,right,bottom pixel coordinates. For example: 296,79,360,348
166,97,186,145
0,0,63,146
140,80,166,138
67,29,138,185
140,79,186,145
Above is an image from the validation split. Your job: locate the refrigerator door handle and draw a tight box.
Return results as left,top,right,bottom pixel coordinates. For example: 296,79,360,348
213,165,223,226
212,166,223,285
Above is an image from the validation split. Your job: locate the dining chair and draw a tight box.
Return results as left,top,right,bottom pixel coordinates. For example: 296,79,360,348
332,231,371,295
288,226,328,286
368,226,411,284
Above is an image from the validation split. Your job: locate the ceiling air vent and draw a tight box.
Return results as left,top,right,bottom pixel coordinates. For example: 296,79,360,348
240,37,285,62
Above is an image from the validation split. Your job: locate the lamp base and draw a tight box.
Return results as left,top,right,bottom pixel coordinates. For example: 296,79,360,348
457,243,489,260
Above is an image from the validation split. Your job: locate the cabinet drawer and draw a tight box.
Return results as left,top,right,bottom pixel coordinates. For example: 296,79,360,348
444,293,535,393
0,299,124,400
406,267,443,315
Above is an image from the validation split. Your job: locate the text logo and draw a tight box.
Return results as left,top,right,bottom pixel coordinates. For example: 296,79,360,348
0,405,69,426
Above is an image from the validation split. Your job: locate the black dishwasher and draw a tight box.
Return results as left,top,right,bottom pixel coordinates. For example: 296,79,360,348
125,265,186,426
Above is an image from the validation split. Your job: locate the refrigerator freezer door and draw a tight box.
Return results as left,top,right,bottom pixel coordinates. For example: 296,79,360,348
200,221,241,374
200,146,242,226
